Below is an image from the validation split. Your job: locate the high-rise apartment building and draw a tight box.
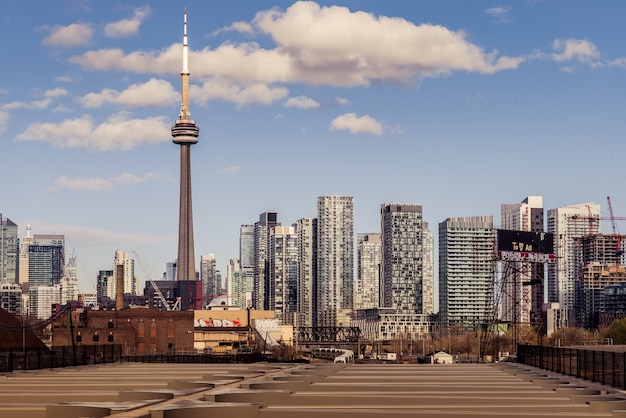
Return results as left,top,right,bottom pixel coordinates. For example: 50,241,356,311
500,196,544,325
295,217,317,328
240,225,254,268
200,253,220,304
439,216,494,329
381,203,433,315
253,211,280,310
0,215,19,284
268,225,298,324
547,202,600,320
226,258,253,309
317,196,354,327
113,250,137,296
355,233,381,311
422,222,434,315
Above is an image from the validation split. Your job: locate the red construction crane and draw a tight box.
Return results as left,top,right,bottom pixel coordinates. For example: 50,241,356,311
606,196,625,258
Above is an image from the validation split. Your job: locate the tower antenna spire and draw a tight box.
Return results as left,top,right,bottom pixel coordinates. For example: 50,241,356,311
179,7,190,120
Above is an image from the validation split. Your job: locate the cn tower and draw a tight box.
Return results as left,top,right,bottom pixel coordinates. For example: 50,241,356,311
172,8,199,281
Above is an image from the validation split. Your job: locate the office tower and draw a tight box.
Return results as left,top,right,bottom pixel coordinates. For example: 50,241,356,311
227,258,252,309
317,196,354,327
253,211,280,310
200,253,220,304
172,9,200,282
0,215,18,284
19,224,33,286
113,250,137,296
240,225,254,268
422,222,435,315
547,202,600,319
501,196,544,325
439,216,494,329
295,217,317,328
96,269,114,302
27,233,64,318
381,203,432,314
268,226,298,324
355,233,381,310
28,234,64,290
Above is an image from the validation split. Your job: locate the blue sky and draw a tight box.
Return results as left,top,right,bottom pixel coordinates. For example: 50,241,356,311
1,1,626,295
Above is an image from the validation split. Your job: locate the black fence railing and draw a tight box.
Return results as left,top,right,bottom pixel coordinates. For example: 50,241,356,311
517,345,626,390
0,344,122,373
0,346,266,372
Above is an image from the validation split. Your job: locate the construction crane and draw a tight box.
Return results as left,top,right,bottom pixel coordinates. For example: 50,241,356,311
607,196,625,259
132,251,180,311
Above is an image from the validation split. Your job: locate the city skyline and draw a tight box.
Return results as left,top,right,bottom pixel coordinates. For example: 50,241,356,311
1,1,626,293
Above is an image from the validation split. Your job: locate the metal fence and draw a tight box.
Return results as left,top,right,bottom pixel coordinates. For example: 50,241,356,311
517,344,626,390
0,344,121,372
0,345,267,372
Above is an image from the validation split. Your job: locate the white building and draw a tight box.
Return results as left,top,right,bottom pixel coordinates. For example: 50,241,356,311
113,250,137,296
31,284,60,319
317,196,354,327
547,202,600,321
439,216,494,329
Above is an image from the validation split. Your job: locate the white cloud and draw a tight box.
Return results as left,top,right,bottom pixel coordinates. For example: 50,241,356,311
42,23,93,48
213,21,254,36
44,88,68,98
16,112,171,151
69,1,524,98
70,44,180,74
285,95,320,109
47,171,161,192
191,78,288,107
104,6,151,38
551,39,599,63
2,99,52,111
79,78,178,108
220,166,242,175
55,75,75,83
486,7,511,23
330,113,383,135
334,97,350,106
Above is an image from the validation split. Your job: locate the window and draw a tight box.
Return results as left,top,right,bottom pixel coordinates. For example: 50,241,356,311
93,333,99,343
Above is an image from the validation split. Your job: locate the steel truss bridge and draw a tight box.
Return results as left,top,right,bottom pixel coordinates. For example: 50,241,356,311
296,326,361,346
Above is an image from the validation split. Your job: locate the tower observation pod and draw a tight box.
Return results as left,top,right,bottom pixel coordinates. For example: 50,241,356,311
172,8,199,282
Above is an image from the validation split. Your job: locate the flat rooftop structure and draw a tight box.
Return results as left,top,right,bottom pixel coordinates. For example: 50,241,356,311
2,362,626,417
